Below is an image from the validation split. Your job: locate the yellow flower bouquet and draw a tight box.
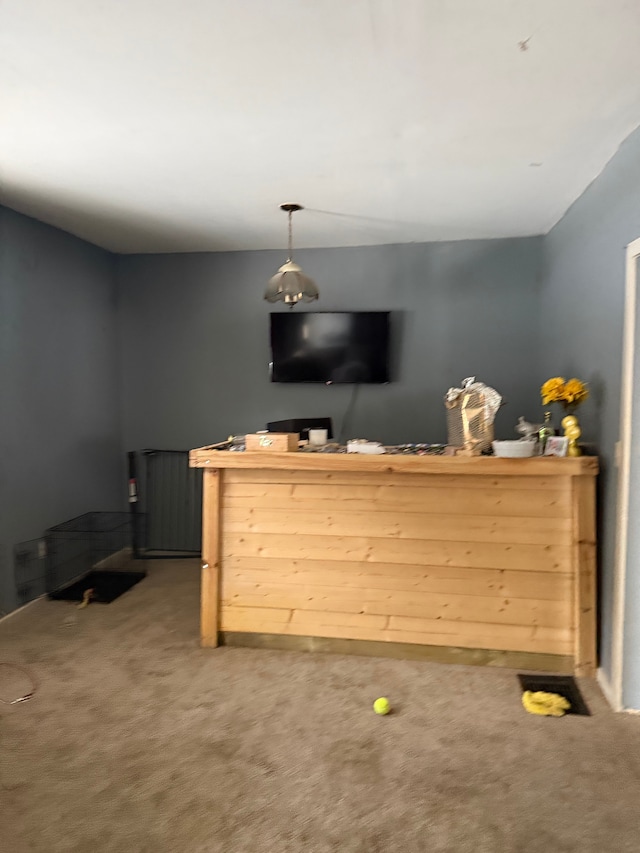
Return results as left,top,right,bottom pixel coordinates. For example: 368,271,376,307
541,376,589,412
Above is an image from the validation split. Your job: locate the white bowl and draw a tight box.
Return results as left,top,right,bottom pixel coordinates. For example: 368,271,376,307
492,440,536,458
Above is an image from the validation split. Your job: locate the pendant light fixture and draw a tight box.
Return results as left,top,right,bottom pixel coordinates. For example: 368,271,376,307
264,203,319,307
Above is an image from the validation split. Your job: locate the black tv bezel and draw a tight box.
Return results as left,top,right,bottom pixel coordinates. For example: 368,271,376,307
269,310,391,385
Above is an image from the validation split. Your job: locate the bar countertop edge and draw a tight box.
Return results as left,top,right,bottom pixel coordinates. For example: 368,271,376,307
189,448,598,476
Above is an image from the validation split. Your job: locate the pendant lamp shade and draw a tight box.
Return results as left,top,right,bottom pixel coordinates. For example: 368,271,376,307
264,204,319,306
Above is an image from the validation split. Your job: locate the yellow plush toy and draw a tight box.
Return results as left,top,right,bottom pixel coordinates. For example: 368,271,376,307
522,690,571,717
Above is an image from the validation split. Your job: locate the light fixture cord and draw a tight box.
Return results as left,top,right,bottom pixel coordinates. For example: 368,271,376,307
288,210,294,262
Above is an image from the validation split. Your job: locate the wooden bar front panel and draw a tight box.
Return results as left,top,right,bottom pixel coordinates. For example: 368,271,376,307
218,468,576,658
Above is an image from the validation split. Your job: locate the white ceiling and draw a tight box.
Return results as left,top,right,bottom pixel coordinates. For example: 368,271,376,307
2,0,640,254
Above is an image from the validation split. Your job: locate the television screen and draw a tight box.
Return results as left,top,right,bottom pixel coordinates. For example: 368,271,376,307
270,311,391,384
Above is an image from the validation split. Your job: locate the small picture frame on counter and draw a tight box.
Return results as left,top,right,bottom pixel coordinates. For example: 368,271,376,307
544,436,569,457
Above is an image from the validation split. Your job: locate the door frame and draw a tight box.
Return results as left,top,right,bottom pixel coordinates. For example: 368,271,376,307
610,236,640,711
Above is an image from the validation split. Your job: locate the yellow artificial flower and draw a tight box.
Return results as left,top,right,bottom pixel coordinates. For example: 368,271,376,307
541,377,566,405
540,376,589,408
564,378,589,405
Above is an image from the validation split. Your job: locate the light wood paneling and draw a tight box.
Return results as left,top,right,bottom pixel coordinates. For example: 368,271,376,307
223,507,571,545
224,557,572,601
223,481,571,518
223,532,571,573
220,604,292,628
224,469,572,491
221,584,568,628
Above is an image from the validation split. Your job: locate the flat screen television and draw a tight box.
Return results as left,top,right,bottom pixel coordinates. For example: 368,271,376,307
270,311,391,384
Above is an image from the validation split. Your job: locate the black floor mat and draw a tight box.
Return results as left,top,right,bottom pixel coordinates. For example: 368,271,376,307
48,570,146,604
518,673,591,716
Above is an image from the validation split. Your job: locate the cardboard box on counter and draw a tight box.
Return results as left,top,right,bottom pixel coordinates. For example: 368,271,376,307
245,432,299,452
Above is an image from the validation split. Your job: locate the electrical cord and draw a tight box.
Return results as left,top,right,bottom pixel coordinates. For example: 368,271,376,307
338,383,360,445
0,663,38,705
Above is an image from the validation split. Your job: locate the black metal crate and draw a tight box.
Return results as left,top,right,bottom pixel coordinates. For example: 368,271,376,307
14,539,47,606
45,512,133,596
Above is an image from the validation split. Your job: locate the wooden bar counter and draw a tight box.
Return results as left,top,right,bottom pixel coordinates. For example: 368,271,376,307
189,448,598,675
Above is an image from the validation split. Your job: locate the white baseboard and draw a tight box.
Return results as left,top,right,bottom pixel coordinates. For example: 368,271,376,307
596,667,618,710
596,666,640,713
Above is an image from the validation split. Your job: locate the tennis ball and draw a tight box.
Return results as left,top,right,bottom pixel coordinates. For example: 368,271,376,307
373,697,391,715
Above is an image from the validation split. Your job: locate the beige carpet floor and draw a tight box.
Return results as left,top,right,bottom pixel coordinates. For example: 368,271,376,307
1,559,639,853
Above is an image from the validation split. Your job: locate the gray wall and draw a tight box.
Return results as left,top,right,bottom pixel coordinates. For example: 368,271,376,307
541,124,640,704
116,237,543,452
0,207,123,615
